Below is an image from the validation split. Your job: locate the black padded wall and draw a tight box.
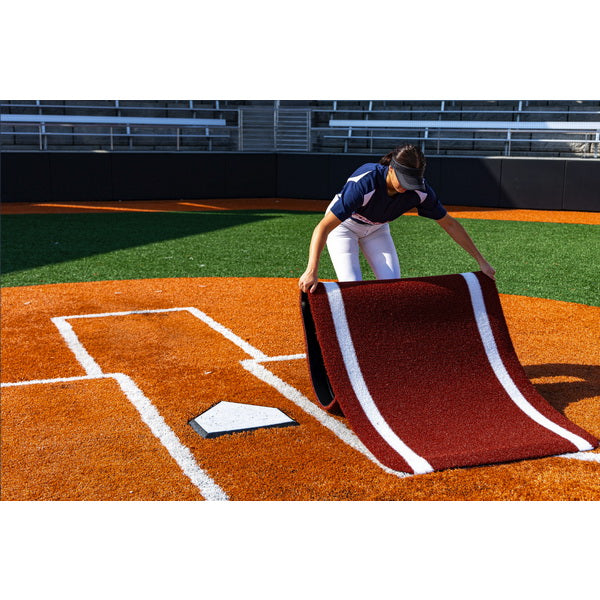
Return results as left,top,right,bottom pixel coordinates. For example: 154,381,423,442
563,160,600,211
499,158,564,210
224,153,277,198
110,153,277,200
438,158,503,207
277,153,330,199
2,153,52,202
49,152,113,202
2,152,598,211
111,153,225,200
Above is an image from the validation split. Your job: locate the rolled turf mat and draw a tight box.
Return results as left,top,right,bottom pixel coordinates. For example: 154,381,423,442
300,272,599,474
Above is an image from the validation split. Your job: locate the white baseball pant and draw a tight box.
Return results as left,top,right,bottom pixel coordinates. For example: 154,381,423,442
326,217,401,282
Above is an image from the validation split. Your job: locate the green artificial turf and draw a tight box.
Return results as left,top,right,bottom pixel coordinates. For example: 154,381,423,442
1,210,598,306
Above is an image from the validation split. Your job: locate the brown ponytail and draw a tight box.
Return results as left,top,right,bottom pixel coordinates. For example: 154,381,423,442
379,144,426,170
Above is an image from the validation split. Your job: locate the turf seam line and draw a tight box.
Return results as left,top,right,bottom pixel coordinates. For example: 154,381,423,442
461,272,594,452
322,281,435,475
240,358,412,478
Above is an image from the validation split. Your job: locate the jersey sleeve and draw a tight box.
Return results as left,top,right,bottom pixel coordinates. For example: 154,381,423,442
329,169,376,222
417,183,447,220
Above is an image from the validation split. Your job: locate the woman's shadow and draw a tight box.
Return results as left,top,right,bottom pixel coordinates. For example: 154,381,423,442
523,363,600,413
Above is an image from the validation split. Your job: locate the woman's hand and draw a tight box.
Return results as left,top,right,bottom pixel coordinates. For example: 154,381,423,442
299,269,319,293
478,260,496,280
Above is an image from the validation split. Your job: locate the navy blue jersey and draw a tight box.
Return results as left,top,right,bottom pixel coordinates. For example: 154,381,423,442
329,163,447,225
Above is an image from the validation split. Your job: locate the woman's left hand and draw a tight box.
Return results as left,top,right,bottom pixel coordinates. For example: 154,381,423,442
479,260,496,280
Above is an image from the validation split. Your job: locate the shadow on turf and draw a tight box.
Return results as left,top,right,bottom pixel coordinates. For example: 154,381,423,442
525,363,600,413
0,211,277,276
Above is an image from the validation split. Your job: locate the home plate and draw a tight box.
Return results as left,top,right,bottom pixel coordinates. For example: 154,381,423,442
189,401,299,439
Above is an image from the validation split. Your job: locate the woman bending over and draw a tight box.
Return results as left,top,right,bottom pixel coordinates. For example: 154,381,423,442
298,144,495,293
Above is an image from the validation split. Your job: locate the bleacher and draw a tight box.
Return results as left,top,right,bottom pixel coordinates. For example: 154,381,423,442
308,100,600,158
1,100,599,157
0,101,239,152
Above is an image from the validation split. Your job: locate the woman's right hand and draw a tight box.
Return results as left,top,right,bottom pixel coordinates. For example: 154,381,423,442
299,269,319,293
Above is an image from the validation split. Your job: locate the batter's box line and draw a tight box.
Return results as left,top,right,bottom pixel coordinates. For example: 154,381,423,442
253,353,306,363
559,451,600,463
238,354,413,477
1,369,228,501
4,306,593,490
239,357,412,478
54,306,414,479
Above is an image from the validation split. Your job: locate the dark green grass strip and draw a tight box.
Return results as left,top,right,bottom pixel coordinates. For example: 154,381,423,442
1,211,598,306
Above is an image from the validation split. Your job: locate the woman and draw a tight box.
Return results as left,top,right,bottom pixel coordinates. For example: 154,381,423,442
298,144,495,293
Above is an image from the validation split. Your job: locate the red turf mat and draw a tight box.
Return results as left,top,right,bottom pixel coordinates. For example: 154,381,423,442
301,272,599,474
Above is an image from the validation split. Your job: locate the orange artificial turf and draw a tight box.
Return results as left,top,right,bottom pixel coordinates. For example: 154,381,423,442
2,198,598,499
1,378,203,501
2,198,599,225
1,277,598,500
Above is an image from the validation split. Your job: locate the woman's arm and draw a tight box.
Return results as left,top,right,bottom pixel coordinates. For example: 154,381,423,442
436,214,496,280
298,211,342,293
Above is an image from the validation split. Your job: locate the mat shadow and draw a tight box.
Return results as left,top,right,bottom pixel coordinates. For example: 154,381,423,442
524,363,600,413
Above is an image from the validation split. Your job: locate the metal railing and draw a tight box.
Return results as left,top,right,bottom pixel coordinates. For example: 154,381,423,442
1,102,240,151
2,100,600,157
319,119,600,158
312,100,600,121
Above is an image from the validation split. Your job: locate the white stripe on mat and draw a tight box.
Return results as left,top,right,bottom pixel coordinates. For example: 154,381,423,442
461,272,593,452
322,282,434,474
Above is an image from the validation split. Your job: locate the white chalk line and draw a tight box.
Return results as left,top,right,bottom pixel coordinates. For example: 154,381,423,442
56,306,268,361
64,306,412,476
241,359,412,478
7,308,230,501
2,374,104,387
2,370,228,500
558,451,600,463
52,317,104,377
4,306,412,485
52,307,244,500
3,303,595,495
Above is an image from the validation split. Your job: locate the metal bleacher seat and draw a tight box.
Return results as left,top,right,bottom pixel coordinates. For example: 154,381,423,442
3,99,600,156
322,115,600,158
0,103,231,151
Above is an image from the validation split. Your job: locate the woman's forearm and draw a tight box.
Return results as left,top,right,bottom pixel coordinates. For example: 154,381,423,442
306,223,329,272
437,214,496,279
299,212,342,292
446,219,485,261
306,212,342,270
